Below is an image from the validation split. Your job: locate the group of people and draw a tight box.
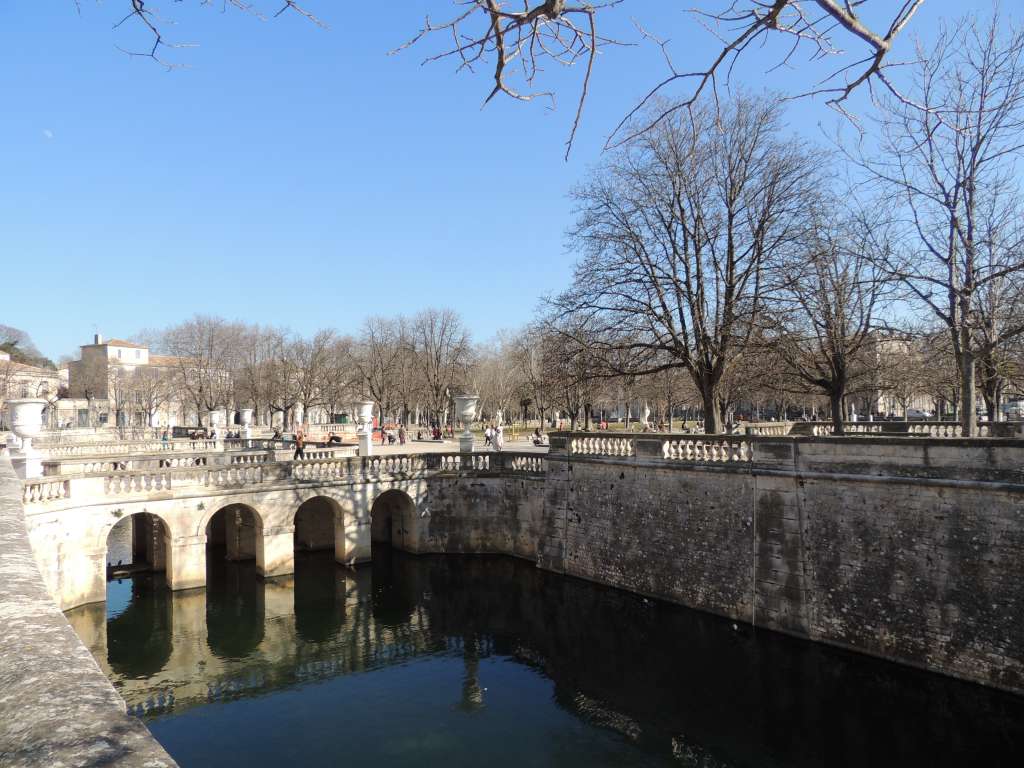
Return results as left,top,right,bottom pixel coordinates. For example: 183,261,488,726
379,426,408,446
416,426,450,441
483,424,505,451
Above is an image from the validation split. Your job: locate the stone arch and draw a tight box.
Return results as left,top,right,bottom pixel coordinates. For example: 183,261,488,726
102,512,173,678
370,489,417,550
293,495,342,554
97,510,173,561
204,503,267,659
205,503,265,565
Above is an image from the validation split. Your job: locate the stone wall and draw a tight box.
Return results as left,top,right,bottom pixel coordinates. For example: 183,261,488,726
539,435,1024,695
418,474,547,561
0,458,175,767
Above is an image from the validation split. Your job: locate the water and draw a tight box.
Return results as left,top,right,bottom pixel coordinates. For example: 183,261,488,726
65,550,1024,768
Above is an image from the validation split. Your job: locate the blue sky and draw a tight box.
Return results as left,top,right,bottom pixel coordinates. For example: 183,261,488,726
0,0,1000,360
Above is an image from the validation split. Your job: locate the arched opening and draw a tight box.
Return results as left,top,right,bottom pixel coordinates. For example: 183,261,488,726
205,556,266,660
293,495,346,642
103,513,172,678
105,512,169,581
369,489,415,551
205,504,266,659
206,504,263,564
368,491,417,627
294,496,339,553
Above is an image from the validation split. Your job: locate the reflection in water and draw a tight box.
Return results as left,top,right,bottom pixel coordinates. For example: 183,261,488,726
65,552,1024,768
106,575,171,679
205,552,265,661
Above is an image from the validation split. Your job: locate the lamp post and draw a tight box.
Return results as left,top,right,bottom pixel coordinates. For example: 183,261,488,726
454,394,479,454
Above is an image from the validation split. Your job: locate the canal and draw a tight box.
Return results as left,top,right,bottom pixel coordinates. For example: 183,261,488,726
65,548,1023,767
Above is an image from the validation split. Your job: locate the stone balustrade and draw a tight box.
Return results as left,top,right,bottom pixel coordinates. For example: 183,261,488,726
22,451,547,509
662,437,752,463
743,422,793,436
786,420,1023,437
39,438,222,459
569,435,635,457
22,477,71,504
551,430,1024,483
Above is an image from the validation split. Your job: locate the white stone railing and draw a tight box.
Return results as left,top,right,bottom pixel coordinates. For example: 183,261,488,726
506,454,546,473
569,436,635,458
22,450,549,507
791,420,998,438
229,453,268,465
39,438,221,459
22,478,71,504
743,422,793,436
662,437,752,463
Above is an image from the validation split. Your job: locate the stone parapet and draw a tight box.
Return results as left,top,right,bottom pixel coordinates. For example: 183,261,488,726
545,431,1024,695
0,458,176,767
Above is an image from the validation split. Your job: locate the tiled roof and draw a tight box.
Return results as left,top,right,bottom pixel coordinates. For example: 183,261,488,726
104,339,145,348
148,355,184,366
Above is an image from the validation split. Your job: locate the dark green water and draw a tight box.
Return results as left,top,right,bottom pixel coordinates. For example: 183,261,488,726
65,549,1024,768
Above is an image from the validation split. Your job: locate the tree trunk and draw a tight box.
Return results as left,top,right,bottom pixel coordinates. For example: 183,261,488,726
702,389,722,434
961,348,977,437
830,389,846,435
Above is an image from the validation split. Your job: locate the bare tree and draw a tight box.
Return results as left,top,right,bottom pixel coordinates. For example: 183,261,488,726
859,12,1024,436
411,309,472,427
92,2,924,155
473,331,527,425
769,205,895,433
235,325,288,426
537,315,602,430
555,94,817,434
401,0,926,155
161,315,242,424
351,317,406,429
131,365,174,429
286,328,338,425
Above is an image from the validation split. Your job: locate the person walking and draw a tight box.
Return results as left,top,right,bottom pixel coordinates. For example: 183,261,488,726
293,430,305,461
494,424,504,452
399,426,407,446
484,424,493,449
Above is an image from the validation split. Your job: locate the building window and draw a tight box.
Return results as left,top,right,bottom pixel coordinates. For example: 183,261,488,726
117,349,122,360
135,349,141,360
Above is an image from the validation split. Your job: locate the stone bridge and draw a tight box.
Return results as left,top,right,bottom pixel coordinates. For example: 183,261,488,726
16,431,1024,697
23,451,546,611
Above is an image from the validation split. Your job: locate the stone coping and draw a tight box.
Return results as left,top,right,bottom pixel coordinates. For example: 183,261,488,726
0,458,176,767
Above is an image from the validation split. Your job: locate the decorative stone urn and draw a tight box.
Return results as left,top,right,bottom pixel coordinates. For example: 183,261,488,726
7,398,47,478
239,408,254,439
454,394,479,453
354,400,375,457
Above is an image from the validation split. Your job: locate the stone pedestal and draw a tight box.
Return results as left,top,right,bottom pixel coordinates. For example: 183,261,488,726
454,394,479,454
357,431,372,457
239,408,254,439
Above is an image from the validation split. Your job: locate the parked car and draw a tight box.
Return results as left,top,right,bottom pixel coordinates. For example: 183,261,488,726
906,408,933,420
